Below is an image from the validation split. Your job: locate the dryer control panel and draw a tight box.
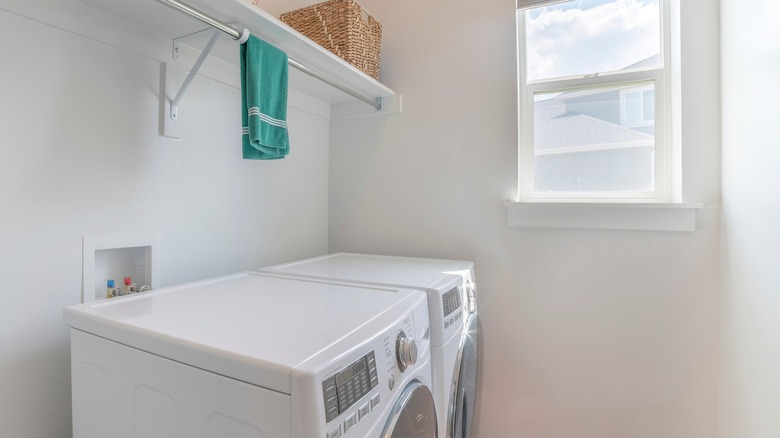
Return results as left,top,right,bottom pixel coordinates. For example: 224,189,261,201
300,292,429,438
322,351,379,423
442,286,462,317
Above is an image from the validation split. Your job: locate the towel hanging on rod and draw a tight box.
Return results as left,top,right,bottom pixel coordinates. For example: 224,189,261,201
155,0,384,111
240,35,290,160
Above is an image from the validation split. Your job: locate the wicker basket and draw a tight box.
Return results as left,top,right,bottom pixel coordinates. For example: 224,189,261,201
279,0,382,80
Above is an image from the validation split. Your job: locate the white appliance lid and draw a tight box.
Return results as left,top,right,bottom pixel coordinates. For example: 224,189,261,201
63,272,415,394
261,253,472,289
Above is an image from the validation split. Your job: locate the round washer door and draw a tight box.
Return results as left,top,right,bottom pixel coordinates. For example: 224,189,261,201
381,381,438,438
447,312,480,438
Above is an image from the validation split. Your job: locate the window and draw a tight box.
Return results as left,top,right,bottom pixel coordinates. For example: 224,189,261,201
516,0,672,201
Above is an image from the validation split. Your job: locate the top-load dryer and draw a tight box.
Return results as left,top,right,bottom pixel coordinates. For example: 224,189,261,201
64,272,437,438
258,253,480,438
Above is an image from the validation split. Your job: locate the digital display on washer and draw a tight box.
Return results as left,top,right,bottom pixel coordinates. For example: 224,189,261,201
322,351,378,423
442,287,462,317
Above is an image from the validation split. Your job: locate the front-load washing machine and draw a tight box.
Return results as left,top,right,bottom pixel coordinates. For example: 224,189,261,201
258,253,480,438
63,272,437,438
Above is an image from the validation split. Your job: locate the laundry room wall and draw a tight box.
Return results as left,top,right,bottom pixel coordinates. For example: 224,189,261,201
328,0,722,437
719,0,780,436
0,1,329,436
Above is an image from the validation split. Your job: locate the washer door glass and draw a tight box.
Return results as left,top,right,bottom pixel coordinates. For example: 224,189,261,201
382,381,437,438
448,313,480,438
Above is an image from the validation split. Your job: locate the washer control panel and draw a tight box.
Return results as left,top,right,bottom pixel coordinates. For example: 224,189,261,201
322,351,379,423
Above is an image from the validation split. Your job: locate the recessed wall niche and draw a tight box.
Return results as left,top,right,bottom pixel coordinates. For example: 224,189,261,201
82,234,161,303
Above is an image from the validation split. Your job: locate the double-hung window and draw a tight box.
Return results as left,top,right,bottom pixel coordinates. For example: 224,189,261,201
516,0,673,202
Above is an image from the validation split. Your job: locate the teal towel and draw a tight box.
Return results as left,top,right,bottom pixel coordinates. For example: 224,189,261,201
240,36,289,160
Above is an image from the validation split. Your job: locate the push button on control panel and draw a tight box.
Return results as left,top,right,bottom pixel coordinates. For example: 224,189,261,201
327,425,342,438
344,413,357,433
358,402,370,421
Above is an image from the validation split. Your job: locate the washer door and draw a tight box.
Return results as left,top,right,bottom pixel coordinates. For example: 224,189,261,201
381,380,438,438
447,312,480,438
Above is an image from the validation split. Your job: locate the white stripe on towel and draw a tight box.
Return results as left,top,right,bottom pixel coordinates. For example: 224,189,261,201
248,112,286,128
248,107,287,128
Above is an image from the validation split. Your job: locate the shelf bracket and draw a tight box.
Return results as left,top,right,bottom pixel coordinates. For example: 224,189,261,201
170,28,221,120
172,27,216,61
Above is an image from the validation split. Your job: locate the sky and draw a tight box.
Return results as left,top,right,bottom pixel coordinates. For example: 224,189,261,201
524,0,660,81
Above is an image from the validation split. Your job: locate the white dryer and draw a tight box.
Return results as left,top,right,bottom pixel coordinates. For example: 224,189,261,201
63,272,437,438
258,253,480,438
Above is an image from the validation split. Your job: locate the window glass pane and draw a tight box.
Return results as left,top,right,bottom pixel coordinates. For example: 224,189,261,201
525,0,660,81
534,83,655,192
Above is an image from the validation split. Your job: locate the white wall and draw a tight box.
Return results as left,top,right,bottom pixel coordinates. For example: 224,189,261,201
0,1,329,436
720,1,780,437
329,0,721,437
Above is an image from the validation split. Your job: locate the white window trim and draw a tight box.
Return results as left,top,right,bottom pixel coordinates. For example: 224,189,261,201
506,201,702,232
509,0,699,231
516,0,674,203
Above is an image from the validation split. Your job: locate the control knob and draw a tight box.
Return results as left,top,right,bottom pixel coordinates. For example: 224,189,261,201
396,331,417,372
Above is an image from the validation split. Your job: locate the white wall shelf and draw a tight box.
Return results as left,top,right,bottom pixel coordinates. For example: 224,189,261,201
73,0,398,109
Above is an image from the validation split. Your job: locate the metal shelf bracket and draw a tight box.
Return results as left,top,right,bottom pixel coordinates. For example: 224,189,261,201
170,28,221,120
172,27,216,61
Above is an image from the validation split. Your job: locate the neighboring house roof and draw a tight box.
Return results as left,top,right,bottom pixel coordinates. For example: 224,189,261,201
623,53,661,70
535,111,654,155
531,53,660,155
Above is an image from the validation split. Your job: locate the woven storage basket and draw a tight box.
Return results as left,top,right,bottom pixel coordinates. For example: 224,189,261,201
279,0,382,80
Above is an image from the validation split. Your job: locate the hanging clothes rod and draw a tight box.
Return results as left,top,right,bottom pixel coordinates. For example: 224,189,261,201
155,0,384,111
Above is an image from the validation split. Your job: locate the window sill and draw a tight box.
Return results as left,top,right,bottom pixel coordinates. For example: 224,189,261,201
505,201,703,232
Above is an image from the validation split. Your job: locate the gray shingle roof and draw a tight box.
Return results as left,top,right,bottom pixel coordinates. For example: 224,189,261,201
535,111,653,153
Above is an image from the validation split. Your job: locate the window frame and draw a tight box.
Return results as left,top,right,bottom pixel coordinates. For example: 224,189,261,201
516,0,674,203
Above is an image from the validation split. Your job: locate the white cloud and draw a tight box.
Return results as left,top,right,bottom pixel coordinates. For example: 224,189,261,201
525,0,660,80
